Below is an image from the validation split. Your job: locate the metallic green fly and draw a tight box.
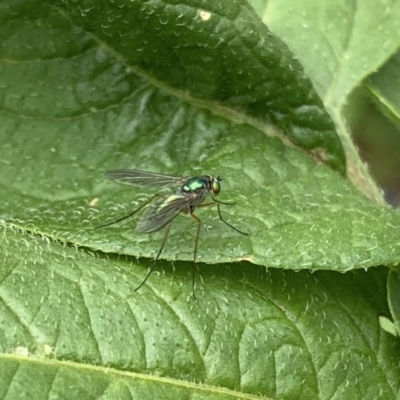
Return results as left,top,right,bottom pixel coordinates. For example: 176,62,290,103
98,169,248,297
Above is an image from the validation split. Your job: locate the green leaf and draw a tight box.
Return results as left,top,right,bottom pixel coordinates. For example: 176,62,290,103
388,269,400,338
2,0,399,270
48,0,345,172
1,226,400,399
7,122,400,271
0,355,253,400
379,316,398,337
259,0,400,110
2,1,400,399
250,0,400,204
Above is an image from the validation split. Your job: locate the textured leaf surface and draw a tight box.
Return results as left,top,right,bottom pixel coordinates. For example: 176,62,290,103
8,122,400,271
48,0,345,171
3,92,400,270
2,1,400,399
1,0,399,270
1,226,400,400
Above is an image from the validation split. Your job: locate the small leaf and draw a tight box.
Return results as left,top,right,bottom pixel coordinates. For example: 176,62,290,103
379,316,398,337
388,269,400,338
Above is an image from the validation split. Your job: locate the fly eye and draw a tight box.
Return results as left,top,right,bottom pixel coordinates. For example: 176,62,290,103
212,180,221,194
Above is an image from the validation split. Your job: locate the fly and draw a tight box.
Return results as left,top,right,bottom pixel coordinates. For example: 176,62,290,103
98,169,248,297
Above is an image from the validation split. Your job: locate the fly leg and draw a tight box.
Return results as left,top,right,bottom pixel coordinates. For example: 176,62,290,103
182,208,202,300
135,221,173,292
198,199,248,236
188,200,247,298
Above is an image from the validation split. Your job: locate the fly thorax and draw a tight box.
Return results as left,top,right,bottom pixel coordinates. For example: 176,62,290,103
182,177,207,192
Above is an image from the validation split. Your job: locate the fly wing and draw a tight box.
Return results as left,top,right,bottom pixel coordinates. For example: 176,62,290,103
137,193,196,233
105,170,185,188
